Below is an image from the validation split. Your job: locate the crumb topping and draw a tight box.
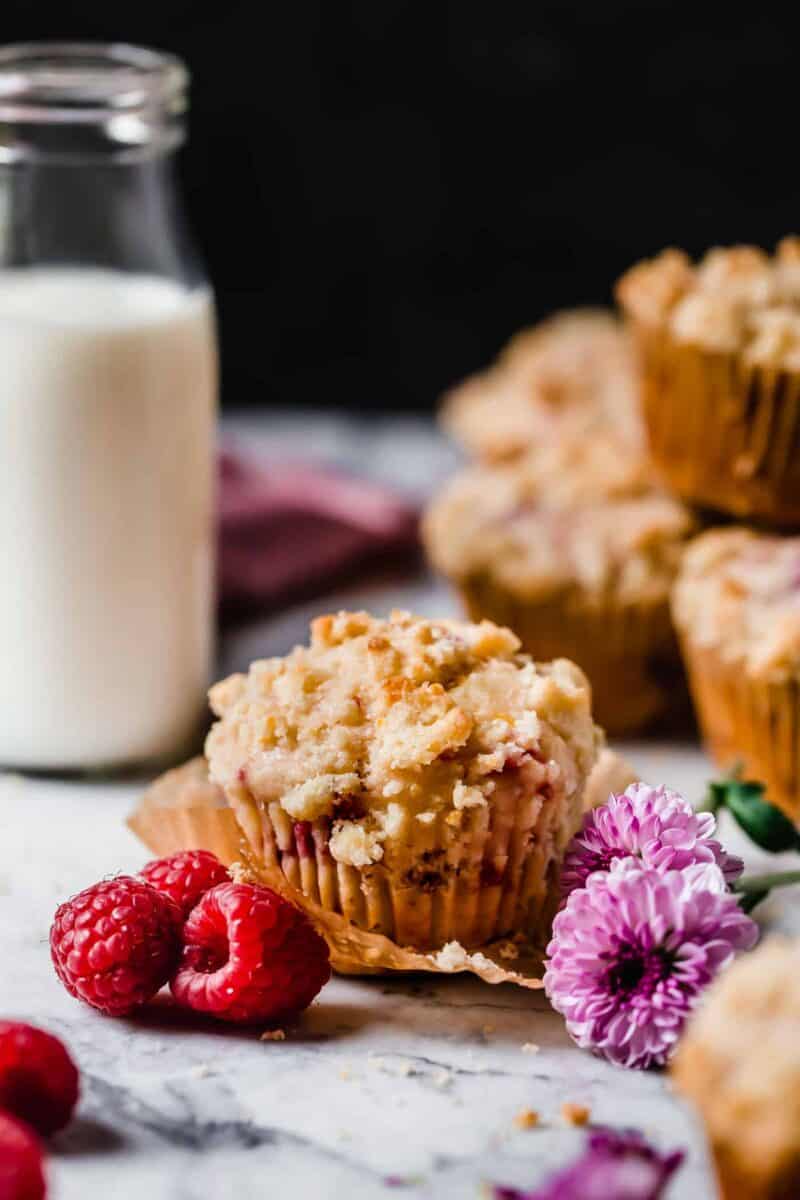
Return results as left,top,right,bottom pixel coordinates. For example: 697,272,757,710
617,238,800,367
673,528,800,677
423,446,692,603
673,937,800,1181
206,611,601,870
441,308,642,461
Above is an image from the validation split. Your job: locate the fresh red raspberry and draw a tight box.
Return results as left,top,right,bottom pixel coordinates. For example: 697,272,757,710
139,850,230,920
0,1111,46,1200
0,1022,79,1135
50,877,181,1017
171,882,330,1023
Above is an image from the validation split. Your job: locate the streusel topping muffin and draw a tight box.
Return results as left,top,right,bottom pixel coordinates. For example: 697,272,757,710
423,449,693,734
673,528,800,678
673,937,800,1199
206,610,601,950
619,239,800,365
441,308,642,463
672,528,800,820
617,240,800,523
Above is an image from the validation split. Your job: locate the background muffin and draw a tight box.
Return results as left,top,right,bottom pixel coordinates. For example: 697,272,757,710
673,937,800,1200
423,441,694,735
206,610,601,952
441,308,642,464
673,526,800,821
617,239,800,524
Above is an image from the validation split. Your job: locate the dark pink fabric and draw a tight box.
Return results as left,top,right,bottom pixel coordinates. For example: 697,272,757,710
218,449,419,617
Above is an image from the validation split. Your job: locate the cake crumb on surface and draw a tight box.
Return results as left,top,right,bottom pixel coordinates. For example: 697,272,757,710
514,1108,540,1130
260,1028,286,1042
521,1042,540,1054
561,1102,590,1126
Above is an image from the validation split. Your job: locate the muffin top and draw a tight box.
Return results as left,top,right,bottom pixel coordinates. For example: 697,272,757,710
206,610,600,867
423,444,692,604
441,308,642,462
672,937,800,1183
617,238,800,367
673,527,800,677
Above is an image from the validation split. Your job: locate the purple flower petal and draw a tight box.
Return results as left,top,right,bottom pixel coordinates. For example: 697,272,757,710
491,1127,684,1200
561,784,744,903
545,861,758,1069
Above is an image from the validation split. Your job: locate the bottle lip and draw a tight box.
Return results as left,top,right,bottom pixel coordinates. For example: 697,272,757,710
0,42,188,124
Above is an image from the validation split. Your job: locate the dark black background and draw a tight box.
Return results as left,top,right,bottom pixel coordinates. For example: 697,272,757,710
5,4,800,411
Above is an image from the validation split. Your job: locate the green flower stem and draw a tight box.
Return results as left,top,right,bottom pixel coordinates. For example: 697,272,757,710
735,870,800,894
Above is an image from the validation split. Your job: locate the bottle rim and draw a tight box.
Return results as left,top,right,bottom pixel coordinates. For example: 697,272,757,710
0,42,188,124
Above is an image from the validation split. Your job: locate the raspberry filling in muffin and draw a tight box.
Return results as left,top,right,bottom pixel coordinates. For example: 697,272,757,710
206,611,601,950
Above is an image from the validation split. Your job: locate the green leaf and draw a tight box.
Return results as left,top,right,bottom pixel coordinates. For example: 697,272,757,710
712,778,800,854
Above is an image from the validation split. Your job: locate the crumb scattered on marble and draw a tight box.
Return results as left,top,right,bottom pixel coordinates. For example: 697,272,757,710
514,1108,540,1130
260,1028,286,1042
432,1068,452,1089
189,1063,212,1079
561,1102,591,1127
521,1042,540,1054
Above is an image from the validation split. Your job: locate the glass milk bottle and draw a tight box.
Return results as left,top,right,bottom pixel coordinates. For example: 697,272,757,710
0,44,218,769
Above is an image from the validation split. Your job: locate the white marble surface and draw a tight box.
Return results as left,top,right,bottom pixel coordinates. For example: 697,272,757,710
7,744,800,1200
2,414,799,1199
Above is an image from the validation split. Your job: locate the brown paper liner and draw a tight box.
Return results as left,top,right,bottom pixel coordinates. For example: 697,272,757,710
631,321,800,525
458,577,686,736
128,753,638,983
127,757,245,865
678,635,800,824
222,761,582,954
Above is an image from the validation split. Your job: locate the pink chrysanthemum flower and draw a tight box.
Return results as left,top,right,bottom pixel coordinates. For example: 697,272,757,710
544,861,758,1070
560,783,743,902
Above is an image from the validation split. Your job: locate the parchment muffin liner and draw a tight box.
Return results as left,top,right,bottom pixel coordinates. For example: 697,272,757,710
631,321,800,525
458,577,686,737
677,635,800,824
128,751,636,984
221,766,580,954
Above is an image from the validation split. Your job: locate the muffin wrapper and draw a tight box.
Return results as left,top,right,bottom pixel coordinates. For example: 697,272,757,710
222,762,582,955
458,577,686,736
678,635,800,824
129,753,638,980
632,321,800,524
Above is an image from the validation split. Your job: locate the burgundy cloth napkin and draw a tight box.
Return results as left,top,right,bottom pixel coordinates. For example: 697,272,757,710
218,448,420,620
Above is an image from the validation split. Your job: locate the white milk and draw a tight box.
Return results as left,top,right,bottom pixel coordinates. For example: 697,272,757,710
0,268,217,768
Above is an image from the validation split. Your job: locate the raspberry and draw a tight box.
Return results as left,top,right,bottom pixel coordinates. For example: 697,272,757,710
0,1022,79,1135
140,850,230,919
0,1111,46,1200
50,877,181,1017
171,882,330,1023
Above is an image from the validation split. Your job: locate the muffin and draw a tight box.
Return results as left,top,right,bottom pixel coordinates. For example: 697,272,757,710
672,526,800,821
205,610,601,952
673,937,800,1199
422,442,694,735
441,308,643,463
617,239,800,524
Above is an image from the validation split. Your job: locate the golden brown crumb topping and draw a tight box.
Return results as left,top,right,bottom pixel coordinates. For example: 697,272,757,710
440,308,642,461
673,528,800,678
206,611,601,868
423,444,692,603
673,938,800,1186
617,239,800,366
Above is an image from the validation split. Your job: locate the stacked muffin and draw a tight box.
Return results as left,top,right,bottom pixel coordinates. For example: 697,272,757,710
615,240,800,817
424,308,695,735
427,243,800,791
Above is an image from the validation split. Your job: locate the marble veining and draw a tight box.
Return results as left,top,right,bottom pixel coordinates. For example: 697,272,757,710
3,418,799,1198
